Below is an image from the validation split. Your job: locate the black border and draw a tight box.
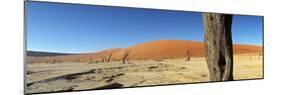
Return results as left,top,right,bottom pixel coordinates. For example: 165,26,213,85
24,1,264,95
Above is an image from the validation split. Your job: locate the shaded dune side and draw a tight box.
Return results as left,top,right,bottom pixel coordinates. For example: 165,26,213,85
27,40,262,63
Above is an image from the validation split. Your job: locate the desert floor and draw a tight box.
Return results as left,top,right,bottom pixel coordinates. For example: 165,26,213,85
26,53,263,94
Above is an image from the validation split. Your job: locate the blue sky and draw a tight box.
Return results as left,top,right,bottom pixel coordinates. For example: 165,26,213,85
26,2,263,53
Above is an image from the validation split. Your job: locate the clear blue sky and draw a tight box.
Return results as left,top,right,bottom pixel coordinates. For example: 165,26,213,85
26,2,263,53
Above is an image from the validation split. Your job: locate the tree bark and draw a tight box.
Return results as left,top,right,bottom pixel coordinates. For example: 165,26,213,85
202,13,234,81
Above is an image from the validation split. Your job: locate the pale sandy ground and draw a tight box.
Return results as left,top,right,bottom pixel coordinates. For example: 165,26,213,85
26,53,263,94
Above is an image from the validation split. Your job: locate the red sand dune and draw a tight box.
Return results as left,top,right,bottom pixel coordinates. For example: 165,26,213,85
27,40,262,63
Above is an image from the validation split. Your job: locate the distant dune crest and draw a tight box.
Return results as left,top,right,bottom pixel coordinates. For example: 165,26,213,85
27,40,262,63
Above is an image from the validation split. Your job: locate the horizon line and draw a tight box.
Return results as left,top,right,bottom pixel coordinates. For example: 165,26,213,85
27,39,263,54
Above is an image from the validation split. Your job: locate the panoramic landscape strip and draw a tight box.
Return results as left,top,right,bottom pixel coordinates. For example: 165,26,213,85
26,1,263,94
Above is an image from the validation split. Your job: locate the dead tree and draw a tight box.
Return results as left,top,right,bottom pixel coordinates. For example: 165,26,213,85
100,56,106,63
52,59,56,64
203,13,234,81
186,49,192,61
106,52,113,62
122,49,130,64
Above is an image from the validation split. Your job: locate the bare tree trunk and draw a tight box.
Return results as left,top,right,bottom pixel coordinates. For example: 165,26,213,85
107,52,112,62
122,49,130,64
186,49,192,61
203,13,234,81
100,56,106,63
